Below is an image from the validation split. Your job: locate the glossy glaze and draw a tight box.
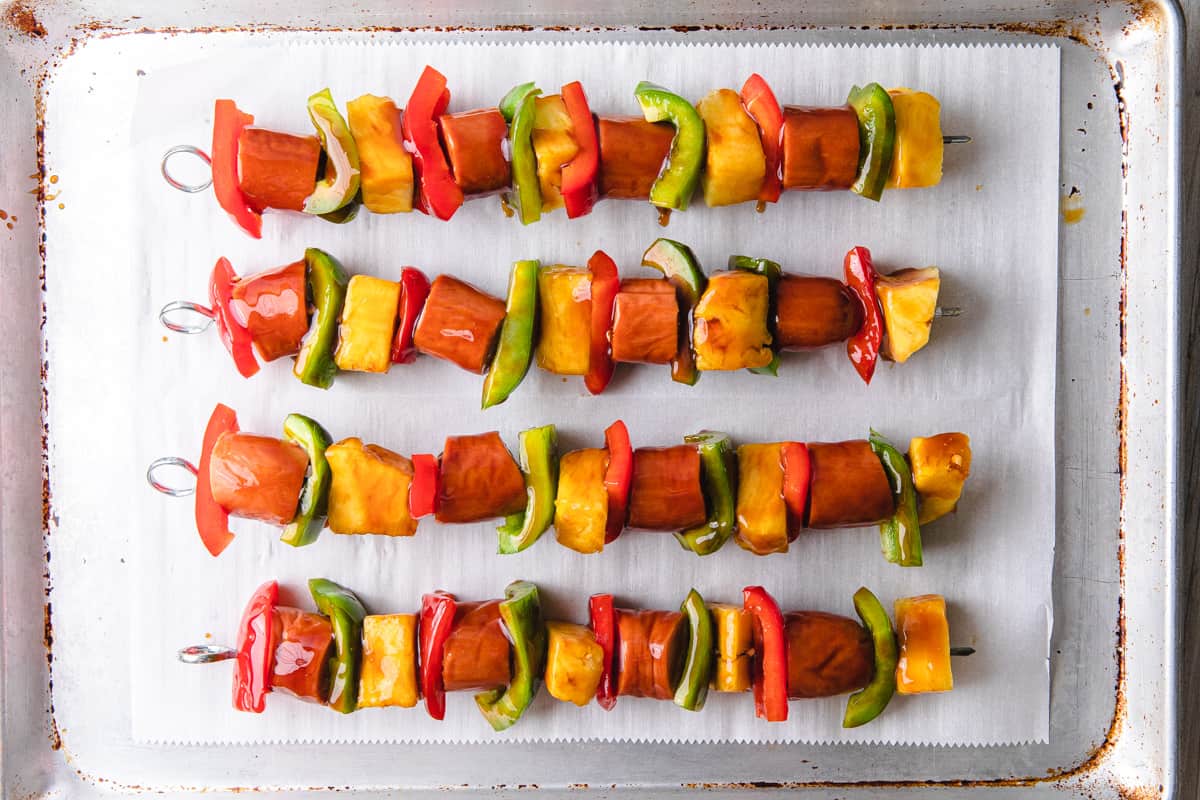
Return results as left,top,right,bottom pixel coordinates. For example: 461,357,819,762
208,432,309,525
627,445,707,531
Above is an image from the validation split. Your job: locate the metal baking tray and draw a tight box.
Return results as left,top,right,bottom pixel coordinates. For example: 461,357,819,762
0,0,1180,797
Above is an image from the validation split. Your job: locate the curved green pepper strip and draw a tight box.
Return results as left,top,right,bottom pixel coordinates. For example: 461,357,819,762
499,82,537,123
497,425,559,554
674,431,735,555
730,255,783,377
869,429,923,567
319,192,362,224
501,83,543,225
280,413,333,547
307,578,366,714
475,580,547,731
673,588,714,711
843,586,898,727
294,248,349,389
846,84,896,202
304,88,361,215
633,81,706,211
482,260,539,409
642,238,706,386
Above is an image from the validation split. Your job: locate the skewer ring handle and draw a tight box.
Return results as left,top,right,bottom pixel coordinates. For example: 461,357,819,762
147,456,198,497
161,145,213,193
160,300,215,334
179,644,236,663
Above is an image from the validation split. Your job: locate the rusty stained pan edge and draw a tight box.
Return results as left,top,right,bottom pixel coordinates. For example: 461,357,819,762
24,1,1165,794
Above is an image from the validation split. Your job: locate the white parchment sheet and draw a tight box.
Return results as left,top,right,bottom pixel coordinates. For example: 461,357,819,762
112,37,1059,745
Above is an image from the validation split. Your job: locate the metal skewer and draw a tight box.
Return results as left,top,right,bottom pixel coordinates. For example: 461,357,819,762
942,135,972,144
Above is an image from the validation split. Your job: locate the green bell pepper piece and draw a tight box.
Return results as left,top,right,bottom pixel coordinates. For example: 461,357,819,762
673,588,714,711
280,413,333,547
842,586,898,727
304,88,361,215
319,192,362,224
846,83,896,202
475,580,547,731
307,578,367,714
499,82,537,123
294,247,349,389
481,260,539,409
642,238,706,386
869,429,923,567
674,431,735,555
502,83,543,225
633,81,706,211
730,255,782,376
497,425,559,554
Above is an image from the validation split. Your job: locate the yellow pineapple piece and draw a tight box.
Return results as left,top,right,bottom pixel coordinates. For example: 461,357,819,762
693,271,773,371
532,95,580,213
536,267,592,375
553,448,608,554
908,433,972,524
696,88,766,207
358,614,419,708
895,594,953,694
886,89,943,190
709,603,752,692
346,94,414,213
326,438,417,536
334,275,401,374
544,621,605,706
875,266,941,363
734,443,789,555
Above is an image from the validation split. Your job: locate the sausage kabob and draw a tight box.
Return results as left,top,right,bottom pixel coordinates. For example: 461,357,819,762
165,66,965,237
148,403,971,564
182,579,967,731
162,238,947,394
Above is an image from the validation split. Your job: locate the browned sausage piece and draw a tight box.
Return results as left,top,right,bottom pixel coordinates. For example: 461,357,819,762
610,278,679,364
780,106,861,191
271,606,334,703
806,440,895,528
597,116,675,200
439,108,512,196
441,600,512,692
436,432,527,524
615,609,688,699
231,259,310,363
237,128,322,212
775,275,864,350
784,611,873,698
413,275,506,374
209,432,309,525
627,445,708,531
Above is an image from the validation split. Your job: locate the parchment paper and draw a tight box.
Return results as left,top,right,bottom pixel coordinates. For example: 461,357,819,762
120,37,1059,745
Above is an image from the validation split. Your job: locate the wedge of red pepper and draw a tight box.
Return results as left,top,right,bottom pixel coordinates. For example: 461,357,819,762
409,453,440,519
844,246,883,385
209,257,260,379
419,590,457,720
233,580,277,712
589,593,618,710
195,403,239,557
402,66,463,221
739,74,784,205
780,441,811,527
602,420,633,544
585,250,620,395
391,266,431,364
743,585,788,722
211,99,262,238
560,81,599,219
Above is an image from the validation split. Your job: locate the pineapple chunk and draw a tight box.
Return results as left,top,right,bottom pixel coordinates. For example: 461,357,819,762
554,448,608,554
876,266,941,363
532,95,580,213
734,443,789,555
693,271,773,371
544,621,605,706
358,614,419,708
895,594,953,694
696,89,766,207
709,604,752,692
886,89,943,189
346,94,414,213
334,275,401,374
536,267,592,375
908,433,972,524
326,438,417,536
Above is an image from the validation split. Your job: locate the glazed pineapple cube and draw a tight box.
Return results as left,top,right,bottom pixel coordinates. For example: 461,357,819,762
908,432,972,524
553,448,609,554
346,94,414,213
875,266,941,363
334,275,401,374
532,95,580,213
544,621,605,706
895,594,953,694
326,438,417,536
536,267,592,375
696,89,766,207
358,613,419,708
734,443,789,555
709,603,752,692
693,271,774,371
886,89,943,189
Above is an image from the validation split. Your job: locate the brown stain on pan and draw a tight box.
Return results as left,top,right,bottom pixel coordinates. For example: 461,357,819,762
4,0,46,38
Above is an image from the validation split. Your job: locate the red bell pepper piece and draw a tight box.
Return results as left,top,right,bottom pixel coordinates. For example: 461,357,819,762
560,81,599,219
419,590,457,720
589,593,618,710
211,99,263,238
409,453,440,519
602,420,633,544
195,402,239,557
585,250,620,395
739,74,784,206
391,266,431,364
233,580,278,712
208,257,260,379
780,441,811,526
402,66,463,221
843,246,883,385
743,585,789,722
